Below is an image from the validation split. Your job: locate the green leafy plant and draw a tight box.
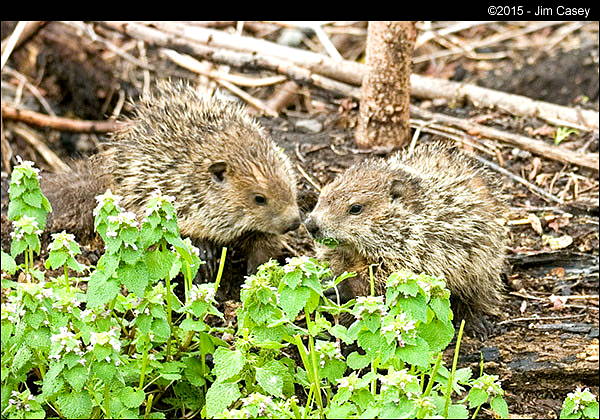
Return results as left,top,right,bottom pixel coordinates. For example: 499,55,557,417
1,160,510,419
560,387,599,419
554,127,578,145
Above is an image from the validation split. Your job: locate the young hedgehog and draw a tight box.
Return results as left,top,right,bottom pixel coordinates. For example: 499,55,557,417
42,80,301,275
304,141,508,336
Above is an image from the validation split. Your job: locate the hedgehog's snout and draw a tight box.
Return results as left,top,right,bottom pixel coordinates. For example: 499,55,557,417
303,216,321,239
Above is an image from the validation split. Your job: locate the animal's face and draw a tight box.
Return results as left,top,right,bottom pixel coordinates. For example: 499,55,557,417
305,164,423,258
206,158,301,239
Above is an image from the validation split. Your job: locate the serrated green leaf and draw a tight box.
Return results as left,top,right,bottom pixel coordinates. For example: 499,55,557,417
583,402,599,419
22,191,42,208
145,249,176,281
447,404,470,419
42,362,65,397
397,294,428,322
56,391,93,419
150,318,171,343
212,347,245,382
179,318,207,332
346,351,371,370
205,382,241,418
490,395,509,419
86,273,119,308
10,238,28,258
64,365,88,392
45,250,68,269
280,285,310,321
320,359,347,384
94,361,116,383
118,262,149,297
395,336,431,367
357,330,386,357
12,346,32,372
429,297,452,323
183,357,207,387
1,251,17,274
468,387,489,408
418,319,455,353
256,365,284,397
330,324,354,345
119,386,146,408
281,270,302,289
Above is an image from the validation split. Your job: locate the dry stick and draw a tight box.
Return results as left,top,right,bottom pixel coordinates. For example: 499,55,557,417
99,21,360,98
497,313,586,325
1,21,29,70
1,21,47,70
410,75,598,131
2,103,123,133
125,21,599,131
471,153,564,205
161,48,286,87
99,22,598,170
410,106,598,172
161,49,278,117
11,124,71,173
415,21,495,47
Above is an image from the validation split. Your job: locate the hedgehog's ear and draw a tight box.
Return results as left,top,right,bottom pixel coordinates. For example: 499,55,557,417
208,161,227,183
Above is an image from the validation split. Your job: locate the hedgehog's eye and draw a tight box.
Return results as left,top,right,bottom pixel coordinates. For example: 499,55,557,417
254,194,267,206
348,204,363,215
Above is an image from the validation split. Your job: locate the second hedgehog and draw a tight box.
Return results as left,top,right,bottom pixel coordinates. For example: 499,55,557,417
304,141,508,335
43,81,301,275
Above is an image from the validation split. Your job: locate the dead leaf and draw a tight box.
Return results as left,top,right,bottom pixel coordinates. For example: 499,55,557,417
549,267,566,278
548,294,568,310
526,125,556,137
528,213,544,235
543,235,573,250
519,300,528,314
528,157,542,181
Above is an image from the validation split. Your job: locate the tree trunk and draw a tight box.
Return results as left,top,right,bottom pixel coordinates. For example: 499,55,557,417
356,21,417,149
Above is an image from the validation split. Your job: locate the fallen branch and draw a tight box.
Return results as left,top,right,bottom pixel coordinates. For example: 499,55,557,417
119,21,599,131
471,154,564,204
2,103,123,133
410,106,598,172
1,21,47,70
11,124,71,173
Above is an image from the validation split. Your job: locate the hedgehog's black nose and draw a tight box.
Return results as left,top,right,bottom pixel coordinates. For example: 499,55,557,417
284,218,301,233
304,217,320,238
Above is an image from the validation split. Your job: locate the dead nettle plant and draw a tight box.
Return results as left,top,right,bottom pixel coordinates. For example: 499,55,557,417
1,159,520,419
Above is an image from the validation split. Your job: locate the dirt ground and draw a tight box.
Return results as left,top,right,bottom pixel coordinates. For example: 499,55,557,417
1,21,598,419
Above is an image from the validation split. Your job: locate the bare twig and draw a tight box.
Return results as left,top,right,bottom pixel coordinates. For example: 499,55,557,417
1,21,29,70
295,163,322,192
11,124,71,173
161,49,286,87
2,103,123,133
410,106,598,172
161,49,279,117
497,313,586,325
471,154,564,204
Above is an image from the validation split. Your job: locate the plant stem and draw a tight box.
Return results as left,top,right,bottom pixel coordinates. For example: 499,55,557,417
214,247,227,293
371,356,380,395
472,403,483,419
144,393,154,419
163,242,174,361
308,335,324,417
368,264,376,296
443,319,466,418
139,345,149,390
417,352,444,419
